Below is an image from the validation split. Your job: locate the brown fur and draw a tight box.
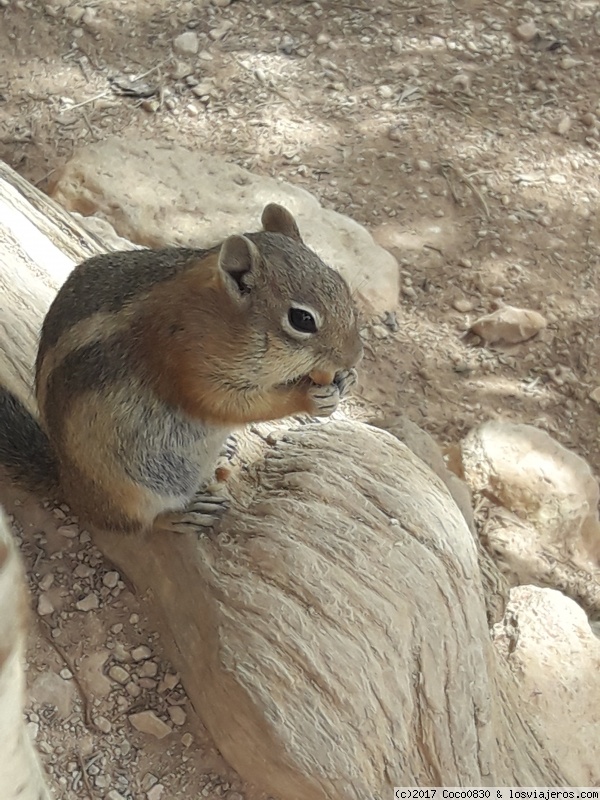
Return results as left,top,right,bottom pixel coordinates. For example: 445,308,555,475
2,203,363,535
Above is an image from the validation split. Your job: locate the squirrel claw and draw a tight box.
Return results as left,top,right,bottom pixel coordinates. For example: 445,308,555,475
334,368,358,399
155,490,228,534
307,368,358,417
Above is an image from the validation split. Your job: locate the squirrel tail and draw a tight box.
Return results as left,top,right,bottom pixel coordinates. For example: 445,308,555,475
0,388,59,496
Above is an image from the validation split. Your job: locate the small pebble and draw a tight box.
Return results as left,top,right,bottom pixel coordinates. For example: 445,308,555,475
132,645,152,661
168,706,187,726
37,594,54,616
39,573,54,591
515,21,537,42
173,31,199,56
556,115,571,136
129,711,172,739
76,593,99,612
139,661,159,678
94,715,112,734
103,571,120,589
57,524,79,538
126,681,142,698
560,56,579,70
162,673,179,691
452,298,473,313
109,665,130,685
147,785,165,800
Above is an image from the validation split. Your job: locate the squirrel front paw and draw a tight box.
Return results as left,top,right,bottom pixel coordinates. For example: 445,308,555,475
307,382,340,417
334,368,358,399
307,368,358,417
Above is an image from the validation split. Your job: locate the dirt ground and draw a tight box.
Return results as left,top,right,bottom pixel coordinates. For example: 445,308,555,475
1,0,600,798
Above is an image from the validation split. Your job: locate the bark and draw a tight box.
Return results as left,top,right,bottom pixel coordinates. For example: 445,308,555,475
0,161,570,797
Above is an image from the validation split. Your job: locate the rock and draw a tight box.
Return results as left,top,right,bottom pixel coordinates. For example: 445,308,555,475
560,56,579,70
139,661,158,678
469,305,547,345
93,715,112,734
493,586,600,786
71,212,138,252
515,21,537,42
30,672,75,718
102,570,120,588
78,651,112,697
37,593,54,616
460,421,600,566
131,645,152,661
109,665,130,685
57,524,79,538
76,592,99,611
452,297,473,313
590,387,600,406
173,31,199,56
49,138,399,313
556,115,572,136
147,785,165,800
168,706,186,726
129,711,172,739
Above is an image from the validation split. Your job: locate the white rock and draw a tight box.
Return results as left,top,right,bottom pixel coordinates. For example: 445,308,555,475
452,297,473,313
129,711,172,739
37,593,54,616
79,651,112,697
460,421,600,563
57,524,79,538
109,665,130,685
515,21,537,42
493,586,600,786
102,570,120,588
469,305,547,344
168,706,187,726
173,31,199,56
30,671,75,718
49,138,399,313
556,115,571,136
76,592,99,611
131,645,152,661
93,714,112,733
590,387,600,406
71,212,138,251
39,573,54,591
147,785,165,800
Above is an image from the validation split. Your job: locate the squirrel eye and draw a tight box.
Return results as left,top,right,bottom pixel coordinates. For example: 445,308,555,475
288,307,317,334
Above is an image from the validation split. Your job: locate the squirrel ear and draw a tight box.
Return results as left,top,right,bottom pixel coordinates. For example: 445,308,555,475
261,203,303,242
218,235,260,297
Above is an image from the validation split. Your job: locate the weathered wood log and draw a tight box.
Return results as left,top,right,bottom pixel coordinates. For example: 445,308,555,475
0,160,570,796
0,508,52,800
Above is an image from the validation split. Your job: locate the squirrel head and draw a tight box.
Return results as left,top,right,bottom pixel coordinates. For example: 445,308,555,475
215,203,363,388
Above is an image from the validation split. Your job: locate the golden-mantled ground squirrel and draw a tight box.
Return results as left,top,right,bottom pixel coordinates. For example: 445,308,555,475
0,203,363,535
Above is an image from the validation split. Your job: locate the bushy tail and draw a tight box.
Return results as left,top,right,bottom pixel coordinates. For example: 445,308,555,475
0,388,59,495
